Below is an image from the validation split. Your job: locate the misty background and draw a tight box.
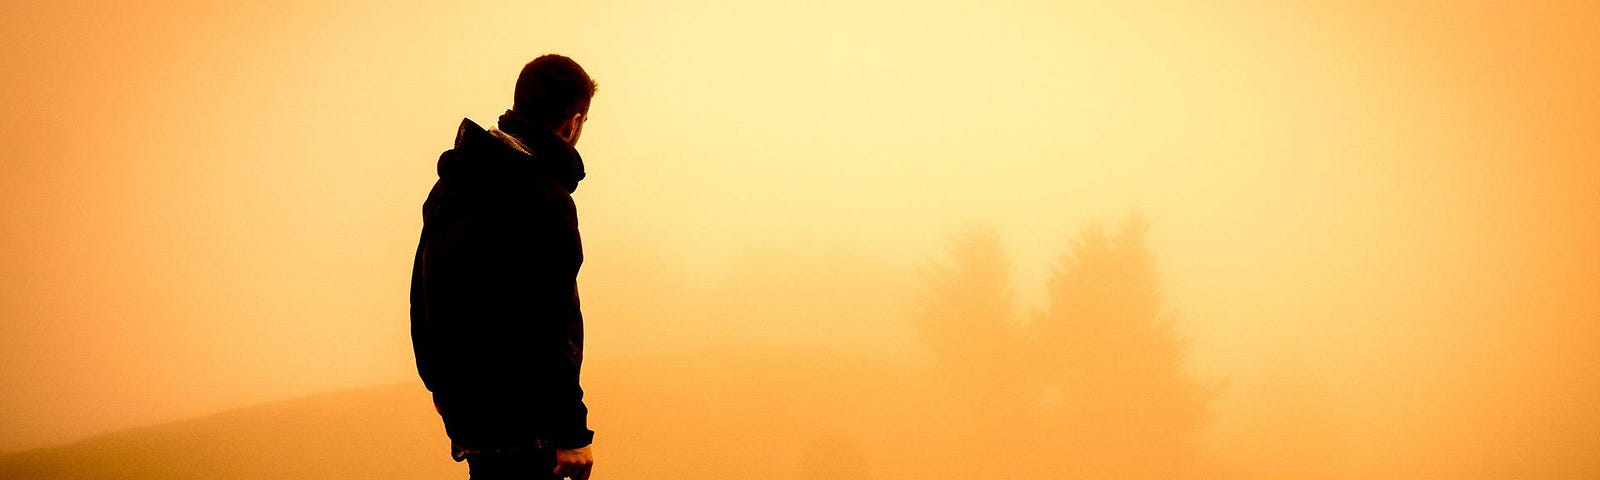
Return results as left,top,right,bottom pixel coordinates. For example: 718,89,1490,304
2,1,1596,478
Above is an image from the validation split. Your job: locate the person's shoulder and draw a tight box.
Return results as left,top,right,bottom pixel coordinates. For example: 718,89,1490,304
526,179,577,214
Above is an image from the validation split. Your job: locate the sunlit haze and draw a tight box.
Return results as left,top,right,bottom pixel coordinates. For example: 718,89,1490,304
2,1,1596,478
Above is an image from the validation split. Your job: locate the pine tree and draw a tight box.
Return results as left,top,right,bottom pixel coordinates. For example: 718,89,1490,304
1033,213,1212,478
914,225,1034,431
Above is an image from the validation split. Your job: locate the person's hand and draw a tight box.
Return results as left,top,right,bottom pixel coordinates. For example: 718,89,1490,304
553,444,594,479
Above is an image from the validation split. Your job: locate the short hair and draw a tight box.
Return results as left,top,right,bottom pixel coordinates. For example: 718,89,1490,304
512,54,598,131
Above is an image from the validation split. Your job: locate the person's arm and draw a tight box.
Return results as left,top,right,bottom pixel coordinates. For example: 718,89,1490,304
409,179,451,393
546,303,593,450
518,191,595,479
509,191,594,450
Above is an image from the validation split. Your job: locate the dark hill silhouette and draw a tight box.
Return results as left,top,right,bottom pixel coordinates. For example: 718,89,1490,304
0,383,454,480
0,348,964,480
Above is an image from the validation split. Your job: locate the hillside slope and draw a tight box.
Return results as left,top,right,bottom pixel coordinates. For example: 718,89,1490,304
0,349,945,480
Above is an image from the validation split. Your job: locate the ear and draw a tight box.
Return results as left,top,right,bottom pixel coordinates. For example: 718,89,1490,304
558,112,585,145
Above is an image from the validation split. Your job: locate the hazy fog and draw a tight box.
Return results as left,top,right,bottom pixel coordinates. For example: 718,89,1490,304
2,1,1596,478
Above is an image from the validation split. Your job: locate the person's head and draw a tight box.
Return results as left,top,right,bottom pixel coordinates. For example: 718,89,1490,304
512,54,597,146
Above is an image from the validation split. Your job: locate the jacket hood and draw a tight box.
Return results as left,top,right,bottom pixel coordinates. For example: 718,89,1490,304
437,118,586,194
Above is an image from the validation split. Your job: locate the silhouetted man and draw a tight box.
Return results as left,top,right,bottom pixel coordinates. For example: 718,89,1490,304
410,54,597,480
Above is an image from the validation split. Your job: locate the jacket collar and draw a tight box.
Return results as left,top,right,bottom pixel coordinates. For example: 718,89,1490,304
497,110,587,193
445,117,587,194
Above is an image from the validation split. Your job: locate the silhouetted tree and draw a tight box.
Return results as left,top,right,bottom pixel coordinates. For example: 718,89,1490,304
1033,213,1212,479
914,225,1034,425
914,217,1214,479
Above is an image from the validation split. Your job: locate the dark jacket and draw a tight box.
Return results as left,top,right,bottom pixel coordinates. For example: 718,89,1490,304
409,117,593,450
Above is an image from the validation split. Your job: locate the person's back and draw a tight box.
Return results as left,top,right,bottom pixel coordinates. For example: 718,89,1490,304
410,54,597,480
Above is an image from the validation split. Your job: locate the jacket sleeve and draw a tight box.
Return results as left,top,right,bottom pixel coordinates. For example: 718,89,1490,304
548,300,593,449
508,191,593,449
409,180,449,393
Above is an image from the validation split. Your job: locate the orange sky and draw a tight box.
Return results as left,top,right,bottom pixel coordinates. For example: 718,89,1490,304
2,1,1596,476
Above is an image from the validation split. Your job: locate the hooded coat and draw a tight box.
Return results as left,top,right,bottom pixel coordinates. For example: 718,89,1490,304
409,116,593,451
